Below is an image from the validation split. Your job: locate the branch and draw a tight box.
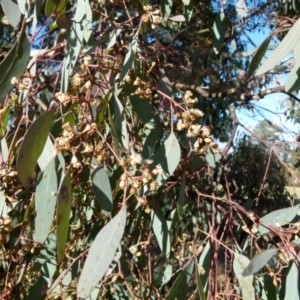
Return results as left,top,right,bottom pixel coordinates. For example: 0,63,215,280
171,82,288,101
221,45,277,58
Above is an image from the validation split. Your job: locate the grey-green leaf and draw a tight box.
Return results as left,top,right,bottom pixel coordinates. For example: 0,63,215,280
198,242,211,291
1,0,21,27
285,261,300,300
285,41,300,92
258,205,299,235
152,206,170,257
256,18,300,76
233,254,254,299
17,110,55,188
130,94,155,126
34,157,57,244
246,35,272,81
242,248,278,276
213,11,226,54
56,169,72,264
91,166,113,212
77,205,127,298
0,28,31,100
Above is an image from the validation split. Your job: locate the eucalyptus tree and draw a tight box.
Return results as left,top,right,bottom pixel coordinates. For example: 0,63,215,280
0,0,300,299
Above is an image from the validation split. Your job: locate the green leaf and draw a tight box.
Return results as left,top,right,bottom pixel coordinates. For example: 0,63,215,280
161,0,172,18
256,18,300,76
150,133,181,186
56,169,72,264
107,28,122,50
198,242,211,291
114,94,129,150
242,248,278,276
0,138,9,164
177,173,186,215
38,136,56,172
33,157,58,244
196,266,207,300
258,205,299,235
166,260,194,300
130,94,155,126
206,149,221,168
233,254,255,299
45,0,67,16
17,110,55,188
77,205,127,298
0,28,31,100
61,0,85,93
213,11,227,54
152,206,171,257
160,73,173,97
285,41,300,92
285,261,300,300
91,166,113,212
1,0,21,27
246,35,272,80
142,125,160,159
83,0,93,43
0,105,10,137
119,30,139,86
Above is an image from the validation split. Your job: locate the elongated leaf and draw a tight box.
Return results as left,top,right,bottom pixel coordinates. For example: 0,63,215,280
236,0,248,18
91,166,113,212
177,173,186,215
206,149,221,168
142,126,160,159
258,205,299,235
0,28,31,100
38,136,56,171
61,0,85,93
1,0,21,27
256,18,300,76
56,169,72,264
33,158,57,244
198,242,211,291
45,0,67,16
213,11,226,54
152,206,170,257
0,138,9,164
130,94,155,126
242,248,278,276
150,133,181,186
0,105,10,137
77,205,127,298
233,254,254,299
83,0,93,43
285,41,300,92
169,15,185,22
114,94,129,150
246,35,272,80
167,260,194,300
196,266,207,300
285,261,300,300
17,110,55,188
119,30,139,84
161,0,172,18
17,0,30,16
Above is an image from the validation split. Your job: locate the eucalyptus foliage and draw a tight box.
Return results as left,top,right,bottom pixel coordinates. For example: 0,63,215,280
0,0,300,299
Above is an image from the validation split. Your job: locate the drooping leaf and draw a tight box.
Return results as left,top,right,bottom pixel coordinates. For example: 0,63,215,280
33,157,58,244
285,261,300,300
1,0,21,27
242,248,278,276
196,265,207,300
107,28,122,50
161,0,172,18
258,205,299,235
17,110,55,188
152,206,171,257
150,133,181,186
0,28,31,100
182,0,190,5
61,0,85,93
166,260,194,300
285,41,300,92
233,254,255,299
177,173,186,215
130,94,155,126
17,0,30,16
38,136,56,172
114,94,129,150
56,169,72,264
160,73,173,98
83,0,93,43
169,15,186,22
256,18,300,76
118,30,139,86
198,242,211,291
0,138,9,164
213,11,227,54
246,35,272,80
206,149,221,168
77,205,127,298
0,105,10,137
91,166,113,212
142,125,160,159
